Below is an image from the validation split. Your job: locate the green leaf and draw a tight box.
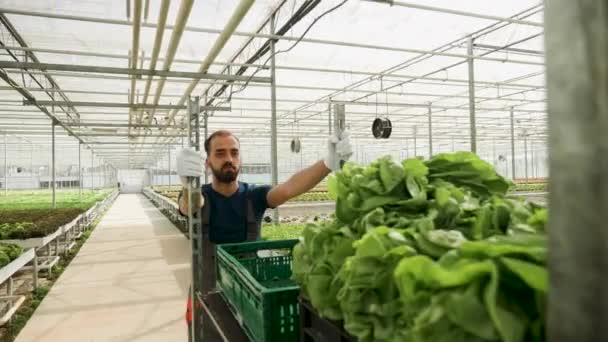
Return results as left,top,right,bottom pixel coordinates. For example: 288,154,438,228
500,257,548,293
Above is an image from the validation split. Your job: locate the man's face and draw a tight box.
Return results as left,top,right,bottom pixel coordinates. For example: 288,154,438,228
206,135,241,184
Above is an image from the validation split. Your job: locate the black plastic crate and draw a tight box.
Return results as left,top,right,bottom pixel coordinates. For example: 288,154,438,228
299,296,356,342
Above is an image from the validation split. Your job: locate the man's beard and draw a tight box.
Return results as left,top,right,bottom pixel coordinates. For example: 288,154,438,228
210,163,239,183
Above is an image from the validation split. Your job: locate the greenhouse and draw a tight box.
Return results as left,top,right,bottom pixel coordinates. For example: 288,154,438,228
0,0,604,341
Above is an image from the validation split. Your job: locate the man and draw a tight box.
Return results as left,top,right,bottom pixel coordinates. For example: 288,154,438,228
176,129,352,340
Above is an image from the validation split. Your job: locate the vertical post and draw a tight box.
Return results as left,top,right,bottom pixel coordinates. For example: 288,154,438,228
451,136,455,152
91,150,94,190
545,0,608,340
510,107,516,180
78,143,82,197
203,111,209,184
492,138,497,167
32,253,38,289
3,133,7,196
52,120,56,208
269,13,279,224
427,103,433,157
30,142,33,190
413,126,417,157
168,146,171,188
530,140,535,179
186,96,203,342
523,130,529,183
467,36,477,153
328,101,332,135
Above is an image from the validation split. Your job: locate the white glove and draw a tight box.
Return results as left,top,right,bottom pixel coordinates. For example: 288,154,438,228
176,148,203,186
324,131,353,172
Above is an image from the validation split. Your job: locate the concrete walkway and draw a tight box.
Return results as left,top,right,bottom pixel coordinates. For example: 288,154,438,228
16,194,191,342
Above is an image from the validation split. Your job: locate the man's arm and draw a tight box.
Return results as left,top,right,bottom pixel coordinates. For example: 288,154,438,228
266,160,331,208
178,188,204,216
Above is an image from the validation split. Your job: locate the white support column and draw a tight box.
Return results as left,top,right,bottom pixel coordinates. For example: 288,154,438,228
78,143,82,196
523,130,529,182
427,103,433,157
269,13,279,224
413,126,417,157
3,133,7,196
167,145,171,188
52,120,56,208
467,37,477,153
510,107,516,179
91,150,94,190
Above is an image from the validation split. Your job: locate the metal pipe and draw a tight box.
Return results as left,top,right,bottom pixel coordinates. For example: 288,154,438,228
137,0,170,127
0,69,90,146
0,61,269,82
467,37,477,153
143,0,150,21
473,43,543,56
164,0,257,126
523,130,529,182
78,142,81,197
91,150,94,190
201,1,287,109
4,67,545,95
23,100,230,111
413,126,417,156
147,0,195,125
0,7,545,66
0,83,546,103
365,0,543,27
510,107,516,179
52,120,56,208
167,145,171,188
203,109,209,184
427,103,433,157
128,0,143,132
328,101,332,135
3,133,6,195
270,13,279,225
0,45,547,91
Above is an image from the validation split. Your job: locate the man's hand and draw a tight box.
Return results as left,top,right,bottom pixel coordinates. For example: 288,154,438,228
176,148,204,186
323,131,353,172
176,148,204,215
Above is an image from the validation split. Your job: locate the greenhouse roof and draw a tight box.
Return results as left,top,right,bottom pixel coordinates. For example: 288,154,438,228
0,0,546,168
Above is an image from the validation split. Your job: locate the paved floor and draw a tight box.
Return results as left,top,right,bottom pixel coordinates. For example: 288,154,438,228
16,194,191,342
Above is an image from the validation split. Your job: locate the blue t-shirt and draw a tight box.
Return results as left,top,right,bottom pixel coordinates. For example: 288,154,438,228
196,182,271,244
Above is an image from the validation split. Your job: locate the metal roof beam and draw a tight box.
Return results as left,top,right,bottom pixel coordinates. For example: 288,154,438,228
0,61,271,83
23,100,230,111
0,7,544,66
364,0,543,27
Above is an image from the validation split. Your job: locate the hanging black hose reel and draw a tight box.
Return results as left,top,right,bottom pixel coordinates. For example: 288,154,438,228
372,118,392,139
290,137,302,153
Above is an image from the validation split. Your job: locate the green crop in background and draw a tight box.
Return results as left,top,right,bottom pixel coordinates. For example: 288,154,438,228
0,189,112,211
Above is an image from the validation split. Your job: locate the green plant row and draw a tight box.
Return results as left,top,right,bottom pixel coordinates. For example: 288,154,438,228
292,152,547,342
0,208,84,240
261,223,308,241
7,197,111,341
513,183,547,192
0,189,112,211
0,243,23,268
289,192,332,203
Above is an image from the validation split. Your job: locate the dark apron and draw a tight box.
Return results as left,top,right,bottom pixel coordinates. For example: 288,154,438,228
189,190,260,342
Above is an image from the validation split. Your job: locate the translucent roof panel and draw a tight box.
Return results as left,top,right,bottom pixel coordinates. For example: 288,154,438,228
0,0,546,170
